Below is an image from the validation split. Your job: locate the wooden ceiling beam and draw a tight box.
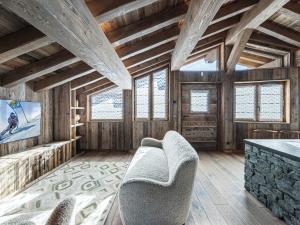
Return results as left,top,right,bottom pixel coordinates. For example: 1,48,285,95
238,58,263,68
240,52,272,64
191,40,222,57
116,26,180,60
281,2,300,21
128,53,171,74
225,0,289,72
33,62,96,91
249,32,298,51
203,15,240,39
0,0,132,89
258,20,300,47
243,47,281,60
171,0,227,70
106,2,188,46
124,42,175,68
0,26,53,64
83,82,116,97
246,42,289,55
0,50,79,87
87,0,159,23
227,29,253,73
76,82,116,96
212,0,258,24
131,61,170,78
119,16,234,63
77,78,111,95
71,72,104,90
226,0,289,45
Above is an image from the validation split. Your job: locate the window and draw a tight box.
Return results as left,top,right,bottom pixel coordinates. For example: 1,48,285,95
135,68,168,119
235,86,256,120
259,84,283,121
234,82,285,122
153,70,167,118
90,87,123,120
135,76,150,119
190,90,209,113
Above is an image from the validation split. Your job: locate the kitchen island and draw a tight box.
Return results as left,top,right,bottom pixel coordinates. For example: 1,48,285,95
244,139,300,225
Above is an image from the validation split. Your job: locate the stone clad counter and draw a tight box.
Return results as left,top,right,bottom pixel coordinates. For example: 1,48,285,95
244,139,300,225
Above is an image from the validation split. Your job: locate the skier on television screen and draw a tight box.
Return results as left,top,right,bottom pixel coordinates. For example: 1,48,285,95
0,112,19,138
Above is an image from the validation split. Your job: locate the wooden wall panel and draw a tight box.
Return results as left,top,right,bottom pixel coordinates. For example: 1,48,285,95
0,83,53,156
53,83,71,141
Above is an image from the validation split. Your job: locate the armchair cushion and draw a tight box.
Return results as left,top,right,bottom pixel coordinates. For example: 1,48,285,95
123,146,168,183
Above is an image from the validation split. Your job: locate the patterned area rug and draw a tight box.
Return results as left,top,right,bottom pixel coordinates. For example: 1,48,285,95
0,161,129,225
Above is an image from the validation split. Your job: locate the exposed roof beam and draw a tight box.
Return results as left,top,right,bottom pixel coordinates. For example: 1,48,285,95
0,0,131,89
77,78,111,95
249,32,298,51
106,2,188,46
191,40,222,57
240,52,272,64
128,53,171,74
258,20,300,47
0,50,79,87
116,26,180,60
246,43,289,55
227,29,253,73
76,82,116,96
225,0,289,72
0,26,53,64
281,2,300,21
131,62,170,78
171,0,226,70
87,0,159,23
203,15,240,39
118,16,235,62
226,0,289,44
238,58,262,68
124,42,175,68
244,47,281,60
84,82,116,97
33,62,96,91
71,72,104,90
212,0,258,24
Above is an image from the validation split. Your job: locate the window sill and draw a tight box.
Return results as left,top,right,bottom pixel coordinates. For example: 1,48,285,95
234,121,289,125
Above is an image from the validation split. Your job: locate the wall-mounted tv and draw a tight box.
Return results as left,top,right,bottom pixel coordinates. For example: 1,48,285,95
0,100,41,144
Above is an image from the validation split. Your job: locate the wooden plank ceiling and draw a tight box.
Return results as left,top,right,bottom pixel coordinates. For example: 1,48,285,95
0,0,299,95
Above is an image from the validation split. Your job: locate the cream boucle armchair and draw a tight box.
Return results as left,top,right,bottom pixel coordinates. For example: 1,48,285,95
118,131,199,225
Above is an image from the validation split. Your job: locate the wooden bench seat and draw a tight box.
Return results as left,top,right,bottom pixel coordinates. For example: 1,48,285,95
0,141,74,200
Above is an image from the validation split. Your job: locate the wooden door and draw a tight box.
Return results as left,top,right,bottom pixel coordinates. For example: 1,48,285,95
180,84,219,151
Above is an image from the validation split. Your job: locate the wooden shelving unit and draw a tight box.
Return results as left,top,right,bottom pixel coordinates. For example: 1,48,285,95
70,90,84,153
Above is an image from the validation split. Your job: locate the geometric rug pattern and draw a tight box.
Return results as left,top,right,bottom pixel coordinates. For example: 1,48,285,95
0,161,129,225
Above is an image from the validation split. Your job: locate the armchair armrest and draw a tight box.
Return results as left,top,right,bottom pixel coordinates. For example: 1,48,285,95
141,137,162,148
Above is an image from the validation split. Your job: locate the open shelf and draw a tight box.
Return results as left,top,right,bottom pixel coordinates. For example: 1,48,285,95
71,136,82,142
71,106,85,110
71,123,84,128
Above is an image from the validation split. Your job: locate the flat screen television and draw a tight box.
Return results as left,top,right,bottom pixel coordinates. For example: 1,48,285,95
0,100,41,144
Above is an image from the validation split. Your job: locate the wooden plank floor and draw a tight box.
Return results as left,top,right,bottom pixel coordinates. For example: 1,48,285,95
77,151,287,225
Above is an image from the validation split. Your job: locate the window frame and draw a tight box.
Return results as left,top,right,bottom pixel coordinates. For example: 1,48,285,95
134,67,169,121
234,80,288,123
88,86,124,122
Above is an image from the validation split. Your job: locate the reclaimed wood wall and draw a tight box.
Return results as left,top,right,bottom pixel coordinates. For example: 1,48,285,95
0,83,53,156
78,67,300,152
